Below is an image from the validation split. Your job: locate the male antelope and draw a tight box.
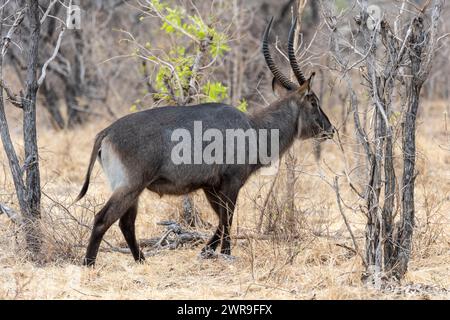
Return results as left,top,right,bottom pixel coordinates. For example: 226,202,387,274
76,17,334,266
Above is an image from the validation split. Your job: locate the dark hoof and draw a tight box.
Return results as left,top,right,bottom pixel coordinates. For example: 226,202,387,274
220,248,231,255
135,254,146,264
83,257,96,267
199,248,217,259
219,254,236,262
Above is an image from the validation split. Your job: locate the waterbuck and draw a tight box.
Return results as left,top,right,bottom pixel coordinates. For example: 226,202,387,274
75,17,334,266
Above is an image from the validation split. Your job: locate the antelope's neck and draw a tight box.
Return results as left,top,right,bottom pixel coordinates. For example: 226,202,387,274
249,97,299,157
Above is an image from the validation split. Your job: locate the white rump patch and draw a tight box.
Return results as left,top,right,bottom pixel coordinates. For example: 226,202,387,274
100,139,129,190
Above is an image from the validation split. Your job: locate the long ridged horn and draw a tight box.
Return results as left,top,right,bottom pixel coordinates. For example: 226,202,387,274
288,16,306,84
262,17,297,90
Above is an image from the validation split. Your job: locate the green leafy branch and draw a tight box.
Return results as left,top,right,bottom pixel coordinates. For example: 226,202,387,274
129,0,237,107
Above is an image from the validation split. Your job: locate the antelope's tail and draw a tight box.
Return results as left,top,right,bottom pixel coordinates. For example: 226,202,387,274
74,131,107,203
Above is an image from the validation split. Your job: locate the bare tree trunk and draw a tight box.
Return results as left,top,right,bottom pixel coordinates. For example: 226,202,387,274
380,25,397,271
309,0,319,25
391,15,426,280
66,30,86,128
284,150,297,233
0,12,29,222
283,0,308,235
230,0,243,107
21,0,42,255
182,36,211,228
359,1,378,278
41,81,65,129
0,1,42,257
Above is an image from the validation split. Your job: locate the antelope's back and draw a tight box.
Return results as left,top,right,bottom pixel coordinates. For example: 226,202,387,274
103,103,255,191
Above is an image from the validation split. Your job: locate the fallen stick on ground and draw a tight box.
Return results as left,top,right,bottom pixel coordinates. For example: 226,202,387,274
0,203,22,225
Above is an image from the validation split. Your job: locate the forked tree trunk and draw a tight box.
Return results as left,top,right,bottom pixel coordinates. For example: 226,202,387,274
322,0,443,284
362,1,442,283
0,0,42,256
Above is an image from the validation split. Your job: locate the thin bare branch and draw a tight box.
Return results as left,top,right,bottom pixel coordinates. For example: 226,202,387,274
334,177,367,267
37,28,65,87
0,80,22,108
2,8,25,56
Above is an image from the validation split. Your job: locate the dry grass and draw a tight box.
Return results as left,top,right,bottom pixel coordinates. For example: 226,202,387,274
0,101,448,300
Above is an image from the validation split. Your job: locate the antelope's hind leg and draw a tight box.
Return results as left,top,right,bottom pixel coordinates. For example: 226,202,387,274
83,186,143,266
119,201,145,263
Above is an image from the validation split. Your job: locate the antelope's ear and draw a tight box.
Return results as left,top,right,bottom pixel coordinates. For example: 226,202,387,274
272,77,291,97
298,72,315,94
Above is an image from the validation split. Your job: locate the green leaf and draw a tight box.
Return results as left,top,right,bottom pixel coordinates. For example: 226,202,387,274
209,31,230,57
237,99,248,113
202,81,228,102
133,0,232,110
151,0,167,12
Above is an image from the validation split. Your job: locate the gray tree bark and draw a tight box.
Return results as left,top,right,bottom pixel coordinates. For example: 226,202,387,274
21,0,42,255
0,0,42,256
392,14,427,280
